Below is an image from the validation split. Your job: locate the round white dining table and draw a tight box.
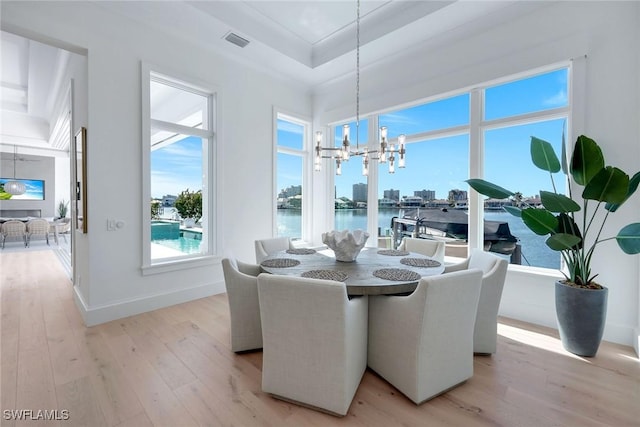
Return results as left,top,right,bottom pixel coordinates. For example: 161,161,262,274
260,247,445,296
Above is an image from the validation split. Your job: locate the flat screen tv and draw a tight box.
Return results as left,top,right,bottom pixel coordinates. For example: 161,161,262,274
0,178,45,200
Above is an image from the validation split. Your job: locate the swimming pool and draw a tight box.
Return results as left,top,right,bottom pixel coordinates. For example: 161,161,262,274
153,236,203,254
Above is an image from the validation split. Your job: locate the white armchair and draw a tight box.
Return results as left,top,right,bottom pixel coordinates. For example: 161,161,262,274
397,237,446,264
257,273,368,416
254,237,294,263
367,269,483,404
444,248,508,354
26,218,51,246
221,258,263,353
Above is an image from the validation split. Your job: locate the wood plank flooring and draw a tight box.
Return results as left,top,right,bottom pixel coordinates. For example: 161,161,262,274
2,250,639,426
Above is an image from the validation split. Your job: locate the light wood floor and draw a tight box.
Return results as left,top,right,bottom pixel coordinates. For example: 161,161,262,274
2,251,639,426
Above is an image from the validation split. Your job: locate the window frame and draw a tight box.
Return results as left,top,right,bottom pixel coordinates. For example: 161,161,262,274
273,109,312,244
325,61,573,271
141,63,220,274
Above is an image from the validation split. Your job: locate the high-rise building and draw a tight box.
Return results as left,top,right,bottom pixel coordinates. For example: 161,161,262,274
448,189,468,201
353,183,368,202
414,189,435,201
383,188,400,201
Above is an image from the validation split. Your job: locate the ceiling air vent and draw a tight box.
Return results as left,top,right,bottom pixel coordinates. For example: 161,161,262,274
223,32,250,48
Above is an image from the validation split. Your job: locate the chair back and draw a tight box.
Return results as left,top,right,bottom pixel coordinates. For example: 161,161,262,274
2,220,26,236
257,273,368,416
398,237,445,263
467,248,508,354
255,237,293,263
27,218,49,235
221,258,262,352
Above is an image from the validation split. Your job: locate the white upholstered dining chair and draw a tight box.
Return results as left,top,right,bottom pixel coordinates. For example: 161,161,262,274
254,237,294,263
257,273,368,416
367,268,483,405
444,248,508,354
397,237,446,264
221,258,263,353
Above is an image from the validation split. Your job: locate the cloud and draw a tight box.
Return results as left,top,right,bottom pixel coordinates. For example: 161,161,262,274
543,90,567,107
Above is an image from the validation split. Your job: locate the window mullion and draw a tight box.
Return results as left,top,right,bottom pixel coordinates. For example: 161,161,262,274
468,89,484,252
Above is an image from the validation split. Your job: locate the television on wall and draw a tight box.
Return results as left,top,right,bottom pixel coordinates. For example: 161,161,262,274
0,178,45,200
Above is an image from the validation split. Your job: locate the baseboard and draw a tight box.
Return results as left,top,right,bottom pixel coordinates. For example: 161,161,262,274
72,280,226,327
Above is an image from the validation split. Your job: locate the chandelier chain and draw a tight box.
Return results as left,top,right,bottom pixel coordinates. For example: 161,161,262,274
356,0,360,148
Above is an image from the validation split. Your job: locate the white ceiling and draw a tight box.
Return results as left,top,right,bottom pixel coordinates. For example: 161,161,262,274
1,0,547,153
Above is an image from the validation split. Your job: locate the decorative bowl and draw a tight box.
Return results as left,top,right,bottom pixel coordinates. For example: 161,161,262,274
322,229,370,262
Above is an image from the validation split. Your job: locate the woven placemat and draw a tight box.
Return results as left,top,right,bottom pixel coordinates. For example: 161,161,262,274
377,249,410,256
261,258,301,268
301,270,348,282
373,268,421,282
400,257,442,268
286,248,317,255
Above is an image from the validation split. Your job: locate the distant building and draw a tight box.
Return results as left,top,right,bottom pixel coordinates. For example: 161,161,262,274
162,195,177,207
448,189,468,202
279,185,301,199
378,198,398,207
353,183,367,203
383,188,400,201
414,189,435,201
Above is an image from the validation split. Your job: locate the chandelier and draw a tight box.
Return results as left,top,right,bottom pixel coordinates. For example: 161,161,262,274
4,146,26,196
314,0,406,176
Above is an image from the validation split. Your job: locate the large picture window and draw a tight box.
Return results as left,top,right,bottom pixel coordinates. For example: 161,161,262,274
327,64,570,270
142,68,216,270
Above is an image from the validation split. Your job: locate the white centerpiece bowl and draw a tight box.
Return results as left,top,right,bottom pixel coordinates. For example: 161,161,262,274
322,229,370,262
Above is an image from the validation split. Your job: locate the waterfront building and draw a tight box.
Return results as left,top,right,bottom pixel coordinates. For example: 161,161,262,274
414,189,435,201
353,183,367,203
162,194,177,207
378,198,398,208
448,189,468,202
383,189,400,201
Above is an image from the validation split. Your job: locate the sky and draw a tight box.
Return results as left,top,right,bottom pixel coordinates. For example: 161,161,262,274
278,68,568,201
151,68,568,202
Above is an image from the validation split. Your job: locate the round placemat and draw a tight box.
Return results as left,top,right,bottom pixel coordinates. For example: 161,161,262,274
377,249,410,256
261,258,301,268
373,268,421,282
286,248,317,255
301,270,348,282
400,257,442,268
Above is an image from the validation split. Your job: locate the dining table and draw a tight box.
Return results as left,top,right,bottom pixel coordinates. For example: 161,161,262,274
260,247,445,296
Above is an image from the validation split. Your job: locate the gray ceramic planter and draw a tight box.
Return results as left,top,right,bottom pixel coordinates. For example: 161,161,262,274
555,281,608,357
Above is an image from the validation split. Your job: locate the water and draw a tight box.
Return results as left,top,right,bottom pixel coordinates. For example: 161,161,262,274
277,208,560,269
152,237,203,254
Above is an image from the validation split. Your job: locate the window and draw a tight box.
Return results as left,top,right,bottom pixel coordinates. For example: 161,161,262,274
327,64,571,270
142,67,216,271
276,113,310,241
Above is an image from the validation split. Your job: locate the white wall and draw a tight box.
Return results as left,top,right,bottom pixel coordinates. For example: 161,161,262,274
2,2,311,325
312,2,640,347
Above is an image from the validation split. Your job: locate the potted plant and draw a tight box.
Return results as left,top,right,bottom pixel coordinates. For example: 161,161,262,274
467,134,640,357
57,199,69,219
174,189,202,228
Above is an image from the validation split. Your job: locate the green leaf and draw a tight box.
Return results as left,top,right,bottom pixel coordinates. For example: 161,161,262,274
616,223,640,254
503,205,522,217
555,212,582,249
582,166,629,203
570,135,604,186
530,137,561,173
546,233,582,251
521,208,558,236
606,171,640,212
539,191,580,213
465,179,514,199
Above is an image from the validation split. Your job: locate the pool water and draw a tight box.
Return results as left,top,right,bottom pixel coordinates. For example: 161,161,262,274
153,236,203,254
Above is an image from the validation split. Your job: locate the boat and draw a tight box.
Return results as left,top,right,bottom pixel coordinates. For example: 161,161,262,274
391,208,518,256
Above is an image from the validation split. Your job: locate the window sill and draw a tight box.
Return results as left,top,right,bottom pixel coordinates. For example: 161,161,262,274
142,254,221,276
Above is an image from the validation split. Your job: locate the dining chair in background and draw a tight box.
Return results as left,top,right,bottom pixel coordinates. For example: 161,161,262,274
26,218,51,246
397,237,446,264
1,220,27,248
444,248,509,354
254,236,294,263
257,273,368,416
367,268,483,405
221,258,263,353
